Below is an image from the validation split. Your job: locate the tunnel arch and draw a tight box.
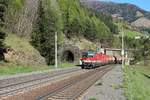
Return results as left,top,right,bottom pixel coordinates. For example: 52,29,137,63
58,44,81,64
62,50,74,63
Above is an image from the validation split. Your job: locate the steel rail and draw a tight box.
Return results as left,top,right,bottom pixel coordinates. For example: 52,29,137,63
37,66,113,100
0,67,81,97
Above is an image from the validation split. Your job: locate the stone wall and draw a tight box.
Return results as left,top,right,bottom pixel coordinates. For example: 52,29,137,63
58,44,81,64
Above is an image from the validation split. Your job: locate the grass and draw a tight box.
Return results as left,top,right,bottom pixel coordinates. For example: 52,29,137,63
4,33,48,66
89,98,97,100
10,0,24,10
0,62,77,76
1,33,76,76
124,65,150,100
110,83,123,89
5,33,35,53
115,21,142,39
95,81,103,86
119,29,142,38
59,62,76,68
0,61,51,76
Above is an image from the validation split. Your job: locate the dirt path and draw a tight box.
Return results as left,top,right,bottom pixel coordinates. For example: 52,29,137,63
79,65,126,100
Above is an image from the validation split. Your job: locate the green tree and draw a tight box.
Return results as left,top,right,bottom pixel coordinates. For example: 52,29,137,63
31,0,63,65
0,0,8,44
131,36,150,62
0,29,6,60
0,0,7,60
96,13,119,34
58,0,112,41
0,0,9,27
143,37,150,60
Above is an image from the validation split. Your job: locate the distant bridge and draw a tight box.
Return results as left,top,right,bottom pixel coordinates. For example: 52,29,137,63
104,48,136,60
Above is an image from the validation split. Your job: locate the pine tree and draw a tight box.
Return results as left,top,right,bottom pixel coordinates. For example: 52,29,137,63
0,0,7,60
31,0,63,65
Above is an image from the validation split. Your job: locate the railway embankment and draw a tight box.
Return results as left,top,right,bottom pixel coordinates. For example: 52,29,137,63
80,65,125,100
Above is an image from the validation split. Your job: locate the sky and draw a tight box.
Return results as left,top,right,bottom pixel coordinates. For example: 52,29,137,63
99,0,150,11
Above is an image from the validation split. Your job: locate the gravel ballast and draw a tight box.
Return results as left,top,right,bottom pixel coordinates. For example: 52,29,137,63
80,65,126,100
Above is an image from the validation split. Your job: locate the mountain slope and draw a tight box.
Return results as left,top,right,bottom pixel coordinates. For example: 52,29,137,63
131,17,150,28
81,0,150,28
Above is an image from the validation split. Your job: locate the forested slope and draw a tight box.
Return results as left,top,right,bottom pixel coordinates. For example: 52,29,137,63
31,0,118,65
0,0,46,66
0,0,149,66
1,0,119,65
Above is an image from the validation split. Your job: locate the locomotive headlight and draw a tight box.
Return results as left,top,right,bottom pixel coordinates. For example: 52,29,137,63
79,60,82,65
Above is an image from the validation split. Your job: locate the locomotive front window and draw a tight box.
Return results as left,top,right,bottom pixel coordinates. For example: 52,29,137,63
88,54,94,57
82,55,87,58
82,51,94,58
82,52,88,58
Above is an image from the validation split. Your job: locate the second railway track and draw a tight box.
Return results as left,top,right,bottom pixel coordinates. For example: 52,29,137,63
37,66,113,100
0,65,114,100
0,67,81,98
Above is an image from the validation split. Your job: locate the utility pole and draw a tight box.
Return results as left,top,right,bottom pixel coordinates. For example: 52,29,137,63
121,27,124,68
55,32,58,69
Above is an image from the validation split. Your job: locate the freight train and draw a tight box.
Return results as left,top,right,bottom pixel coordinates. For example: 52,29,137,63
79,51,122,69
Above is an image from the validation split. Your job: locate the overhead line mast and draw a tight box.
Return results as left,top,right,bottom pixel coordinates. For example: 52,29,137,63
122,27,124,69
55,32,58,69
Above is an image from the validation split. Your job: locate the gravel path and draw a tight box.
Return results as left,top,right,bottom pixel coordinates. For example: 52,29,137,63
80,65,126,100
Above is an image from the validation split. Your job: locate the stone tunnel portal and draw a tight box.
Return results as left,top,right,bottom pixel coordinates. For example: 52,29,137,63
59,44,81,64
62,50,75,63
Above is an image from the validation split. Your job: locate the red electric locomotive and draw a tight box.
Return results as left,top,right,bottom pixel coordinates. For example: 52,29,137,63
80,51,117,69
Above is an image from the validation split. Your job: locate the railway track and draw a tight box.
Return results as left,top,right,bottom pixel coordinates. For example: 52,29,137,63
37,66,113,100
0,67,81,98
0,66,114,100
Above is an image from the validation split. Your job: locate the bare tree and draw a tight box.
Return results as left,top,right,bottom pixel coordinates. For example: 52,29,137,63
5,0,39,39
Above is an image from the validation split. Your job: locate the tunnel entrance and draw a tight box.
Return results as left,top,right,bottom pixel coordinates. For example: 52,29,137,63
62,50,74,63
58,44,81,64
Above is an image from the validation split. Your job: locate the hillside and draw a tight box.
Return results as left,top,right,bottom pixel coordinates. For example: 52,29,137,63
81,0,150,29
0,0,149,76
31,0,119,65
0,0,145,68
131,17,150,28
0,0,47,67
4,33,46,66
0,0,119,66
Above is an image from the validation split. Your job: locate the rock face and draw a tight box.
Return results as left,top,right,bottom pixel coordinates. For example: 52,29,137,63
131,17,150,28
4,48,46,66
136,11,144,17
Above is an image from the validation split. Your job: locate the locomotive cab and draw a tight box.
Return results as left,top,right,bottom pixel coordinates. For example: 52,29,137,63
82,51,95,58
80,51,95,69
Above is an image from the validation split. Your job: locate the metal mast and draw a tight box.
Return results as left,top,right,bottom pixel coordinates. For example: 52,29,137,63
122,27,124,68
55,32,58,69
